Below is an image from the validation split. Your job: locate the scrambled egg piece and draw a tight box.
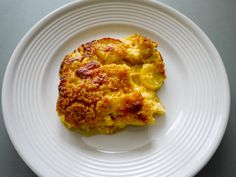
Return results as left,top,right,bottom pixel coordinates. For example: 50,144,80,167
56,34,166,134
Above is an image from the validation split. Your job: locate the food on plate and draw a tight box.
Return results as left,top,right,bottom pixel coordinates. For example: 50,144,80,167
56,34,166,135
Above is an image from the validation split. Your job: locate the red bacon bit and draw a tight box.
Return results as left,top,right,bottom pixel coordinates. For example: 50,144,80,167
76,68,90,78
84,61,100,70
123,95,143,114
124,100,143,113
93,73,108,85
128,101,143,113
82,40,96,53
138,114,147,122
76,61,100,78
104,46,114,51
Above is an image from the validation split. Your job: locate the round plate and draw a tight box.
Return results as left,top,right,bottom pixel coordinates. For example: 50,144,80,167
2,0,230,177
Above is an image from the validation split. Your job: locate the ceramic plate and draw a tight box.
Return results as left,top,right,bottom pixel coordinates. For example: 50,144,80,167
2,0,230,177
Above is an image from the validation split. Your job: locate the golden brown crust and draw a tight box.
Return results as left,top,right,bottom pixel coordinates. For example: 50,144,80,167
56,34,166,134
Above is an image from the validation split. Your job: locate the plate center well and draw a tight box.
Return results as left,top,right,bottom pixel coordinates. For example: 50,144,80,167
41,23,188,153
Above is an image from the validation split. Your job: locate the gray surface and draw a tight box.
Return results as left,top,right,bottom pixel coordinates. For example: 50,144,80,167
0,0,235,176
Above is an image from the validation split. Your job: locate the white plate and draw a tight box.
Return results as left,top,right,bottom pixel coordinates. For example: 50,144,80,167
2,0,230,177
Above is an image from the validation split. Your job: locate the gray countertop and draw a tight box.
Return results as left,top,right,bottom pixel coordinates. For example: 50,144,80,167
0,0,235,176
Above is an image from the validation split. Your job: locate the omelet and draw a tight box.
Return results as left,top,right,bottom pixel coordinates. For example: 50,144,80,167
56,34,166,134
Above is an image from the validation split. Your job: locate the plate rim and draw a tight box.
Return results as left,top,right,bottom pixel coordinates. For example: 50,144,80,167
1,0,230,177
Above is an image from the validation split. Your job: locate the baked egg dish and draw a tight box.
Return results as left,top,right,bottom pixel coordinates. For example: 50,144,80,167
56,34,166,134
